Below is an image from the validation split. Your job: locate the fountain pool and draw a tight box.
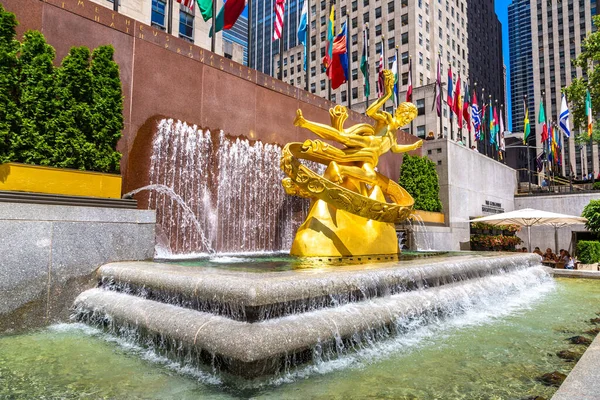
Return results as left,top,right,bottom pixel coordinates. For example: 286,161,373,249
2,278,599,399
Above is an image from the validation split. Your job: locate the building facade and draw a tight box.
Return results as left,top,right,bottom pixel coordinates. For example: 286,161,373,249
509,0,599,180
89,0,228,60
223,15,249,65
256,0,480,144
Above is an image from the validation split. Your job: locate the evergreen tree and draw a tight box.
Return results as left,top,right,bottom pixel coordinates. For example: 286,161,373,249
49,46,94,170
398,154,443,212
90,45,123,173
0,4,19,162
13,31,57,165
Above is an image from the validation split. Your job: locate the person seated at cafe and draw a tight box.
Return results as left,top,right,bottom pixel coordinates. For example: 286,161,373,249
542,248,557,261
533,247,543,257
521,247,528,252
559,249,575,269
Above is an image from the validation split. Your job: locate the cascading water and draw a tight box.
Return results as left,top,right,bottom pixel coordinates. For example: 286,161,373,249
138,119,317,255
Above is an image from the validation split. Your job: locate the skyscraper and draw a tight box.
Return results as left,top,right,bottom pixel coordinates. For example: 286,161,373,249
223,15,249,65
509,0,599,180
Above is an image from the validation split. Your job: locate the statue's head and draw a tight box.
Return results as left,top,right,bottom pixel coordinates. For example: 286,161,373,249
392,102,418,130
330,105,349,130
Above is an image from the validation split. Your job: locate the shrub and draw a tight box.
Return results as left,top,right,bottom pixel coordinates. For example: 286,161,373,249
0,6,123,173
582,199,600,235
593,181,600,190
398,154,443,212
577,240,600,264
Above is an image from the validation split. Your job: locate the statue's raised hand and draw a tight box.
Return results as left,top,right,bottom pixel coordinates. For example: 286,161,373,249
383,70,395,93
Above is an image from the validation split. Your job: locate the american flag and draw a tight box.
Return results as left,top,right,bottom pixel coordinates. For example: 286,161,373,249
177,0,195,10
273,0,286,41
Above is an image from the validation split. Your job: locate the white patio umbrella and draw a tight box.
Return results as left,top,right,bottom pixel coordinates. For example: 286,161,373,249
470,208,587,252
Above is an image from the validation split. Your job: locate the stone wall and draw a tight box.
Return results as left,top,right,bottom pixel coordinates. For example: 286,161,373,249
411,139,518,250
515,193,595,254
0,203,155,333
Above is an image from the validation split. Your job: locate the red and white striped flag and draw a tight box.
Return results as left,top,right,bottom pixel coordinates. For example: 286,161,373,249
177,0,195,10
273,0,286,41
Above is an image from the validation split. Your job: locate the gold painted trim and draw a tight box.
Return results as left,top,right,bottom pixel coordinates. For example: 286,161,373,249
0,163,122,199
411,210,445,224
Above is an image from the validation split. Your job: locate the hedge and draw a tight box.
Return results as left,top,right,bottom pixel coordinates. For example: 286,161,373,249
582,199,600,235
577,240,600,264
398,154,443,212
0,4,123,173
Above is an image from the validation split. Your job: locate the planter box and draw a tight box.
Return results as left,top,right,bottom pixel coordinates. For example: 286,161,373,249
411,210,445,225
0,163,121,199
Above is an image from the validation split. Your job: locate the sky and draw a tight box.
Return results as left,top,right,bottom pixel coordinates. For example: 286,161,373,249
495,0,512,129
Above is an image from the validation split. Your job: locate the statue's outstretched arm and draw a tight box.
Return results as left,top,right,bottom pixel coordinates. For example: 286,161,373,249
391,139,423,153
294,109,353,145
366,70,395,121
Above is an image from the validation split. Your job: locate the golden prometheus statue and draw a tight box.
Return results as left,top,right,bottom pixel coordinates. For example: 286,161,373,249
281,70,422,257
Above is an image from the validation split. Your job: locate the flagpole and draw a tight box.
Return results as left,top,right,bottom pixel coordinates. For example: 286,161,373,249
590,88,595,185
346,14,351,109
211,0,216,52
481,87,487,156
304,0,310,92
525,94,531,193
167,0,173,34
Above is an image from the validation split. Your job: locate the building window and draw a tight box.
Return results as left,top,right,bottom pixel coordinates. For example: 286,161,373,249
388,19,395,31
388,37,395,49
311,82,316,93
311,66,316,77
352,50,358,62
401,32,408,45
419,32,423,46
417,125,426,138
418,52,423,65
418,14,423,27
320,80,326,90
151,0,167,29
375,42,382,54
402,51,409,64
341,5,347,16
388,1,394,13
375,7,381,18
352,0,358,11
402,72,408,85
352,87,358,99
363,0,369,7
341,91,347,102
352,17,357,29
179,9,194,42
401,0,408,7
352,68,358,80
364,12,370,23
376,24,382,36
401,14,408,26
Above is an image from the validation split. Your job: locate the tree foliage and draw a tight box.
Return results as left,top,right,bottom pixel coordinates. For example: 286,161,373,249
398,154,443,212
582,199,600,235
0,5,123,173
576,240,600,264
0,4,19,163
564,15,600,142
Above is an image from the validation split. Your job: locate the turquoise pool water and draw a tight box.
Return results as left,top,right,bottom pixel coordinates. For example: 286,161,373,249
1,278,599,399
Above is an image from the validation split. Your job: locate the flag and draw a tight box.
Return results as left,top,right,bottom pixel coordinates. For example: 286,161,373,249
328,22,349,90
499,106,505,137
489,99,495,145
210,0,246,37
178,0,195,9
322,5,335,70
549,124,555,163
377,50,384,97
273,0,286,41
523,97,530,144
472,88,481,138
447,67,453,112
297,0,308,70
463,82,470,131
454,74,462,126
536,153,545,172
586,89,593,138
433,56,441,116
360,28,370,97
196,0,213,21
406,57,412,103
391,54,399,106
559,93,571,138
538,99,548,143
493,106,499,149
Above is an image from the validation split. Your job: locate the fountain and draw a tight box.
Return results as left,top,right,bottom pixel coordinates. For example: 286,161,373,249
73,71,552,381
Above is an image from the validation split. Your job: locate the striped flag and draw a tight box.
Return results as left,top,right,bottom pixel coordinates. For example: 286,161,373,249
406,57,412,102
273,0,286,41
177,0,195,9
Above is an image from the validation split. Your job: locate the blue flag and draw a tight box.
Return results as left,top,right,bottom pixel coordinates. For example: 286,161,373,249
297,0,308,70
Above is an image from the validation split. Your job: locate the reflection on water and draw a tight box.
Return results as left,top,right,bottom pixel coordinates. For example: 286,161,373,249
2,279,600,399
